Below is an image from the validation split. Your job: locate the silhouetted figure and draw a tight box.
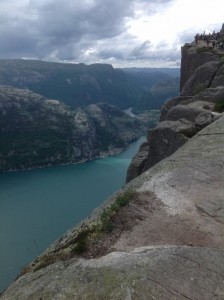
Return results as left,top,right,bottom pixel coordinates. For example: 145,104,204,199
195,34,198,44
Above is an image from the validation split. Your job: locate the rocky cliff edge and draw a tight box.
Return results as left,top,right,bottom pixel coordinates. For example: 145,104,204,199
127,30,224,182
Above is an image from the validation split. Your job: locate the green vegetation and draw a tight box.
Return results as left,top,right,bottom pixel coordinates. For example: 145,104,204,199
72,189,136,255
72,227,91,254
214,99,224,112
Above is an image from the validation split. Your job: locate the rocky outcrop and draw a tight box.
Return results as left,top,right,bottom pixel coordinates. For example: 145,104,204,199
180,60,221,96
160,95,192,121
180,44,220,91
127,30,224,183
165,104,204,122
132,119,192,175
2,113,224,300
0,85,144,172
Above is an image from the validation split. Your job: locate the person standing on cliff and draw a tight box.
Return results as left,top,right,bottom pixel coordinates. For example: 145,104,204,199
195,34,198,44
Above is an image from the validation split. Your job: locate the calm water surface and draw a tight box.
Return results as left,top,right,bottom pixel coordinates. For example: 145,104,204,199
0,137,145,292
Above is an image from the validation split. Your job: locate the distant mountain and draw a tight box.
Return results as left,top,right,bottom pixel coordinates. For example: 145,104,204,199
0,85,144,172
121,67,180,78
120,68,180,113
132,77,180,113
0,59,141,109
0,59,179,111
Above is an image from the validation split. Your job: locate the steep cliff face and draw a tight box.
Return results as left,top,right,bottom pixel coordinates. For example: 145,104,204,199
127,33,224,182
0,85,144,172
180,45,220,91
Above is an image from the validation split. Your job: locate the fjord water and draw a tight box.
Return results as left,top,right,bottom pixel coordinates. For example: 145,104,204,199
0,137,145,292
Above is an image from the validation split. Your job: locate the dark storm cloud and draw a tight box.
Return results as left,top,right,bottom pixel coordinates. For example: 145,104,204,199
0,0,135,59
34,0,133,40
0,0,176,65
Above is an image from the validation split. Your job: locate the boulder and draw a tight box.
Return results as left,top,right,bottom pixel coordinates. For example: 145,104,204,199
160,95,192,121
165,104,204,122
182,100,214,110
195,111,213,130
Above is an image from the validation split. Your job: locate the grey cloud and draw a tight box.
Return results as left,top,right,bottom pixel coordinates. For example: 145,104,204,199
0,0,137,60
0,0,178,66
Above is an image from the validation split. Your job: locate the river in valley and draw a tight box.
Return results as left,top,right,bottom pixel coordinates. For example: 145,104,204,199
0,137,145,293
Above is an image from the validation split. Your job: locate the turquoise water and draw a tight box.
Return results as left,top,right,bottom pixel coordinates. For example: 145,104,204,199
0,137,145,293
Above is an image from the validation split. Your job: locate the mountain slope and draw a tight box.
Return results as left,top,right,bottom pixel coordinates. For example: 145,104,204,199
0,85,144,172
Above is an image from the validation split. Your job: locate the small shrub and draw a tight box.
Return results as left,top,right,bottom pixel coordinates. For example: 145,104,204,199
115,189,135,207
100,208,115,232
71,189,136,254
72,239,88,254
72,227,90,254
214,99,224,112
102,220,114,233
100,189,136,232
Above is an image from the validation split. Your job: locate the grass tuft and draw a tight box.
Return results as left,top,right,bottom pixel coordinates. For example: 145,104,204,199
72,189,136,254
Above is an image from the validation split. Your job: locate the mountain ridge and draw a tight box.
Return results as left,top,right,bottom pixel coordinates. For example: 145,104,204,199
0,59,179,111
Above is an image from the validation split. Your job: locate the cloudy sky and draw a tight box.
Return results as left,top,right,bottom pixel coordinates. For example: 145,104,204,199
0,0,223,67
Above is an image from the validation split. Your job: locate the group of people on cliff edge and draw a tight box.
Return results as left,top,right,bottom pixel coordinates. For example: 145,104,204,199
194,26,224,50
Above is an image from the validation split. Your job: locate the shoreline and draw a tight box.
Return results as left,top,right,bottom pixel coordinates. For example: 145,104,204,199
0,137,145,174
